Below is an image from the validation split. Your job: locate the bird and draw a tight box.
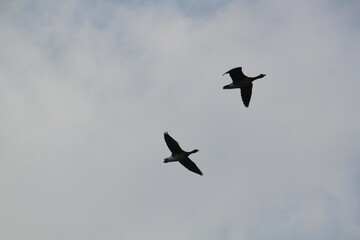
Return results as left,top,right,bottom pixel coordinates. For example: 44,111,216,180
163,132,203,176
223,67,266,107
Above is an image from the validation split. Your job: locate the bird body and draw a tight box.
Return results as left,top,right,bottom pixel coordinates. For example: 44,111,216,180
164,150,198,163
223,67,266,107
163,132,203,176
223,81,251,89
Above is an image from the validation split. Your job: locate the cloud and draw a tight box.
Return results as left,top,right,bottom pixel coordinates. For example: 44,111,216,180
0,0,359,239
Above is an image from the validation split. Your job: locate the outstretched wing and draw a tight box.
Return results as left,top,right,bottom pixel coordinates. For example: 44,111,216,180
240,83,253,107
179,158,203,176
224,67,246,83
164,132,183,154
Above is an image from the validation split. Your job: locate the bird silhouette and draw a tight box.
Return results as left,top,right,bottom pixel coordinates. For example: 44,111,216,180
163,132,203,176
223,67,266,107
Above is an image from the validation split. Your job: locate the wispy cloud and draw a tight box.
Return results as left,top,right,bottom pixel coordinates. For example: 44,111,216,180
0,0,359,239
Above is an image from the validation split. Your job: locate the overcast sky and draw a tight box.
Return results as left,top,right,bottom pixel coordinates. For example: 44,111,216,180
1,0,360,239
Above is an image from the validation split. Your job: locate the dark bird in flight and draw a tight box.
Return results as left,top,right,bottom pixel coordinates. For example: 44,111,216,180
223,67,266,107
163,132,203,176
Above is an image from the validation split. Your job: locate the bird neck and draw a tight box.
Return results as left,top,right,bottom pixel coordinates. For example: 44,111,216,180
251,74,265,81
187,149,198,155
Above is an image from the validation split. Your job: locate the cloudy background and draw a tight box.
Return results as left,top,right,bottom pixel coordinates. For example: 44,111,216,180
1,0,359,239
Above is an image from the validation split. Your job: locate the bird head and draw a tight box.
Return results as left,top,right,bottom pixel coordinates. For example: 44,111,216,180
191,149,199,153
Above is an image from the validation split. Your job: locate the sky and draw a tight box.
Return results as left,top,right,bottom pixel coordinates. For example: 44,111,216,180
1,0,360,239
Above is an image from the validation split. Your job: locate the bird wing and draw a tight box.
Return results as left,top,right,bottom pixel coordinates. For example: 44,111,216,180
179,157,203,176
240,83,253,107
164,132,183,154
224,67,246,83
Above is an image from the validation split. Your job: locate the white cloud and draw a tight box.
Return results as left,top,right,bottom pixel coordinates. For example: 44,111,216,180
0,0,359,239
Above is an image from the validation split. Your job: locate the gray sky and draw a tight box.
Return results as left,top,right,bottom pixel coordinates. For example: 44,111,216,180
1,0,359,239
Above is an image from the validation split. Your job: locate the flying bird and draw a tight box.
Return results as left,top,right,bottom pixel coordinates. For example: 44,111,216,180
163,132,203,176
223,67,266,107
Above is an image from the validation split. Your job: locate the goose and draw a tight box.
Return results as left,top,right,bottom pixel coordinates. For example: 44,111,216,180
223,67,266,107
163,132,203,176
